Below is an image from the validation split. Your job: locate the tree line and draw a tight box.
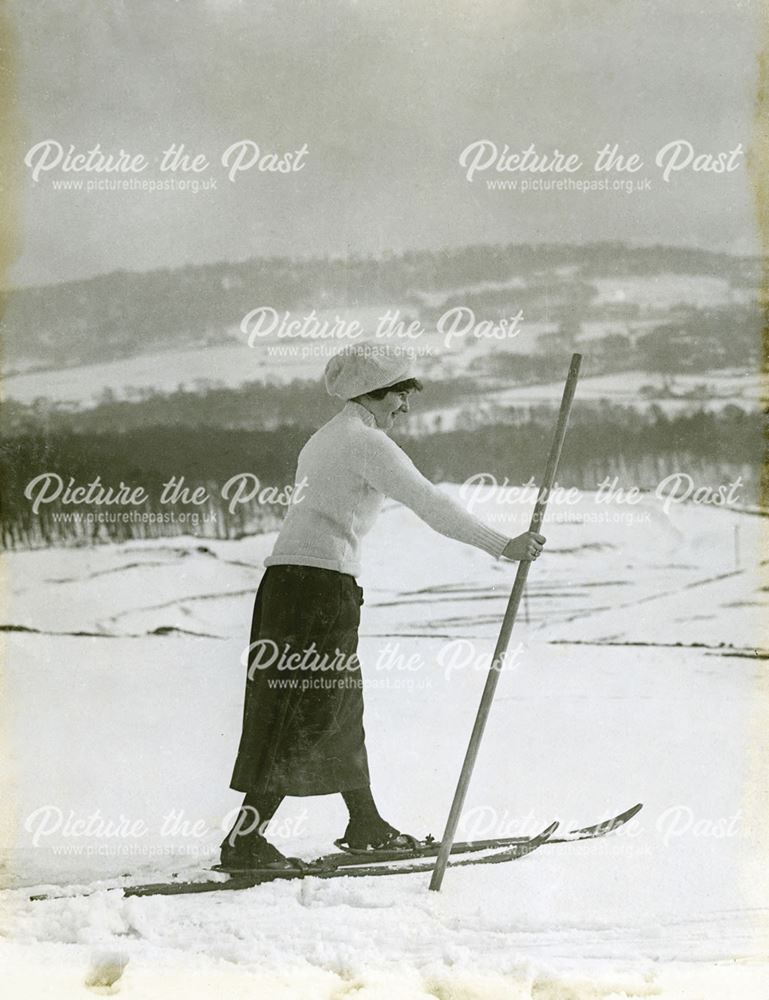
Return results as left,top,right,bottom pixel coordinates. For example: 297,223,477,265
1,404,763,549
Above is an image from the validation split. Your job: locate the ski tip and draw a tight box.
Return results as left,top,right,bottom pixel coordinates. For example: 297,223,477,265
540,820,560,841
609,802,643,826
564,801,644,840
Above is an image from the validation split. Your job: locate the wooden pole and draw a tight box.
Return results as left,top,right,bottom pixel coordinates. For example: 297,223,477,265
429,353,582,891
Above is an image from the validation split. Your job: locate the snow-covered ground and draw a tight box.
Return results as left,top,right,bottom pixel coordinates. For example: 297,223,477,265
3,304,433,406
1,487,768,998
591,275,755,310
6,348,764,419
484,368,767,412
398,369,767,434
3,271,762,417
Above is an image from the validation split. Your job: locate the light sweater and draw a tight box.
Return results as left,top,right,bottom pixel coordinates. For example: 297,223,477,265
264,400,510,577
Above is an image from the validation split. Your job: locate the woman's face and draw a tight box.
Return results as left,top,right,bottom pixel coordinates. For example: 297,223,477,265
366,388,413,430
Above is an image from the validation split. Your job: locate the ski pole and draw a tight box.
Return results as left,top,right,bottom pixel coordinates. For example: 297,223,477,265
429,353,582,891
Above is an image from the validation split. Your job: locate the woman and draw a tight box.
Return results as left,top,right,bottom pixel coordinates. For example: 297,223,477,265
221,343,545,870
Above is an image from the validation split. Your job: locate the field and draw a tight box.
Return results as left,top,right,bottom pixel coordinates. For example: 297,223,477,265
2,485,767,998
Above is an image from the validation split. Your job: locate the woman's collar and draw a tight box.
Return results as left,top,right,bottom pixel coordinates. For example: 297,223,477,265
343,399,379,428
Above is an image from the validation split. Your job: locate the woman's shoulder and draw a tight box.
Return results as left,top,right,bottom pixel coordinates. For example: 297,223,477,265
302,408,373,457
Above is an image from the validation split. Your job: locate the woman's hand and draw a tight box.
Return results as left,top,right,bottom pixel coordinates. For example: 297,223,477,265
502,531,546,562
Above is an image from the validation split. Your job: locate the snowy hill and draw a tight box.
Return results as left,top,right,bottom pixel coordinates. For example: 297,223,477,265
2,244,763,418
2,485,768,997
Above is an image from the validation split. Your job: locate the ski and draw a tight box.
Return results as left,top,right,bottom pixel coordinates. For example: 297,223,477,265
120,821,558,897
319,800,643,868
27,802,641,901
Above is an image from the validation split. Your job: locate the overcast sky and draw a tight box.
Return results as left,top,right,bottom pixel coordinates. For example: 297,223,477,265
3,0,765,286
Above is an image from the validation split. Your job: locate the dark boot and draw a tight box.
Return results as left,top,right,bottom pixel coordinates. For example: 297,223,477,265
341,786,417,851
342,816,403,851
219,790,297,871
219,830,296,871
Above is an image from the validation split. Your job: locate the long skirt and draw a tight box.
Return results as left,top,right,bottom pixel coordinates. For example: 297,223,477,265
229,564,370,796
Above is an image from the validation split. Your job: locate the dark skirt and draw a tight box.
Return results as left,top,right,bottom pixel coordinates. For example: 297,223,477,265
229,564,370,796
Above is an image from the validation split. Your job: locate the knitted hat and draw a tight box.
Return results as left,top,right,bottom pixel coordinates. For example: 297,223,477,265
324,343,416,399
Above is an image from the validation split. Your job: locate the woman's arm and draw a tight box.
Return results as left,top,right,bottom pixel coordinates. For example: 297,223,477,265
362,431,543,560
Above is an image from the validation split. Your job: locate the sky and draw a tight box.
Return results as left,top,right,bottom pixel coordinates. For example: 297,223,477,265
2,0,766,287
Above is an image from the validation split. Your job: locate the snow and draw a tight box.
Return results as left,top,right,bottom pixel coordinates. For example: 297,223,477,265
1,305,395,406
2,487,768,997
3,274,762,415
591,275,755,310
393,370,766,437
470,370,765,415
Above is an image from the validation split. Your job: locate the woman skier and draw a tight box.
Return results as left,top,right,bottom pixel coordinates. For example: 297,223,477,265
221,344,545,870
